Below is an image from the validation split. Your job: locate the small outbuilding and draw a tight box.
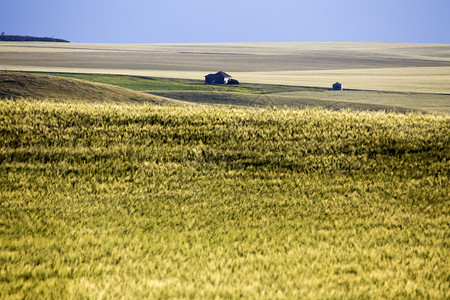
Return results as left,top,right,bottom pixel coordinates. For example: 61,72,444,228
205,71,232,85
332,82,343,91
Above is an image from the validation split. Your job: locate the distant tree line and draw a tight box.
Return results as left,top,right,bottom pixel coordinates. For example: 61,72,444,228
0,34,70,43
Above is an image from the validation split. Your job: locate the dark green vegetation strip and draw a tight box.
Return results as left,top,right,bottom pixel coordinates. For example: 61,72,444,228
1,99,449,298
32,72,268,93
31,72,327,94
0,35,69,43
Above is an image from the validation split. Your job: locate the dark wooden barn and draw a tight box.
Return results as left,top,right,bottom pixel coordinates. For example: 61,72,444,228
205,71,232,85
332,82,343,91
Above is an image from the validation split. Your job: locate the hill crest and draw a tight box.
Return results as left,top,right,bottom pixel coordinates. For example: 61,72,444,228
0,72,178,104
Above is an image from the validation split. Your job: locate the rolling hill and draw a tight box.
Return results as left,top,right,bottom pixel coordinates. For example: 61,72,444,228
27,72,440,113
0,72,175,104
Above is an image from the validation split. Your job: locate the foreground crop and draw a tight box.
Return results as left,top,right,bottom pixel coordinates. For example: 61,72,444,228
0,99,449,298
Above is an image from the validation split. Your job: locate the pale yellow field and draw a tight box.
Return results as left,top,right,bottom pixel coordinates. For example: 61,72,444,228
234,67,450,94
1,42,449,60
4,65,450,95
1,42,450,94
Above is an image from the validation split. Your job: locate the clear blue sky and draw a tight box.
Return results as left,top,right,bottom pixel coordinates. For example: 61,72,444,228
1,0,449,44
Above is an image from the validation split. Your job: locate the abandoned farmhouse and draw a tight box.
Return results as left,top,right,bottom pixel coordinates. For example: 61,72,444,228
205,71,238,85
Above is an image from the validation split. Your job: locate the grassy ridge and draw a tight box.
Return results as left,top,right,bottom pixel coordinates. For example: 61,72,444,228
28,72,264,94
1,99,449,298
0,72,175,104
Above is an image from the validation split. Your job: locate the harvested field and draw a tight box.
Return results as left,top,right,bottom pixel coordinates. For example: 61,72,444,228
1,42,450,93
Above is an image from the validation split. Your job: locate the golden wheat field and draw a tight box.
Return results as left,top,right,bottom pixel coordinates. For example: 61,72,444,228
1,99,449,298
1,43,449,299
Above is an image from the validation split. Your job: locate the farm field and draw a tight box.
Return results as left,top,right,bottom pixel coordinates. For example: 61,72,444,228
6,71,424,114
1,98,449,298
21,72,450,113
0,43,449,298
1,41,450,94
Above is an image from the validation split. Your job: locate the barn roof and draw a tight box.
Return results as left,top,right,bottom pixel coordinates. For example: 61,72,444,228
205,71,232,78
215,71,231,78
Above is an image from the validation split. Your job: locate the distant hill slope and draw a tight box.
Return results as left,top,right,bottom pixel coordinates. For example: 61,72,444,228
0,35,69,42
0,72,177,104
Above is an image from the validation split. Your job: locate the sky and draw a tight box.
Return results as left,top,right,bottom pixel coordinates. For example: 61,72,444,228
1,0,449,44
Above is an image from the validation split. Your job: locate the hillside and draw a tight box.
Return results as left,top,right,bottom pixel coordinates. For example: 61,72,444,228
33,72,444,113
1,99,448,298
0,72,175,104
